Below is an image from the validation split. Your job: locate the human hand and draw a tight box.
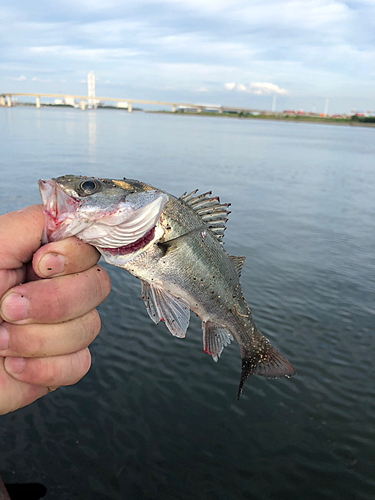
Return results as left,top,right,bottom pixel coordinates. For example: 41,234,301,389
0,205,111,415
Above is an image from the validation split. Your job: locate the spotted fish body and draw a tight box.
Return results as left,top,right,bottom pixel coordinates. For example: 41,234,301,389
39,175,295,398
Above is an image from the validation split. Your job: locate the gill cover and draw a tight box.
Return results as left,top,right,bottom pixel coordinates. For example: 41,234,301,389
77,193,168,248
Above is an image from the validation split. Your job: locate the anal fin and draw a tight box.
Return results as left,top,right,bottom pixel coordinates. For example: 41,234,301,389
202,321,234,362
141,281,190,338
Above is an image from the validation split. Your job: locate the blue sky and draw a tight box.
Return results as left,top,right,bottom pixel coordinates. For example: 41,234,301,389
1,0,374,114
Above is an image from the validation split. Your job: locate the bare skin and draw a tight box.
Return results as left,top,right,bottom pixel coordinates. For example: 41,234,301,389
0,205,111,415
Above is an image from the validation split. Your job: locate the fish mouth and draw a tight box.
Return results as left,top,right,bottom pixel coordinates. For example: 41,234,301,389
38,179,82,242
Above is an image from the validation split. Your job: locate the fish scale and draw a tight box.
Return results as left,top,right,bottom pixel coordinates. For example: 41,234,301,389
38,175,295,398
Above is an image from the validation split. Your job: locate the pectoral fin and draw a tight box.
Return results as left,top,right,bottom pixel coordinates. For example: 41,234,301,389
141,281,190,338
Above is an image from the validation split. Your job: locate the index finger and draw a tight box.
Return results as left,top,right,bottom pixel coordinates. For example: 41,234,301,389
33,237,101,278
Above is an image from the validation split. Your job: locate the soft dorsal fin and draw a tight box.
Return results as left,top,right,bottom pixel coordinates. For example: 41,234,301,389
179,190,231,243
228,255,246,277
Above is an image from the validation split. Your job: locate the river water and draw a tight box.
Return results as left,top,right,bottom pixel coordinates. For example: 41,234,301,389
0,107,374,500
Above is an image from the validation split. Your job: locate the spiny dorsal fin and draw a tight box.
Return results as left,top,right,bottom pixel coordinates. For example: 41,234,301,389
228,255,246,278
179,190,231,243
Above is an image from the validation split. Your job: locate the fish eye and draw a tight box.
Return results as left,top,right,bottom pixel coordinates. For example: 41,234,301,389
79,179,100,195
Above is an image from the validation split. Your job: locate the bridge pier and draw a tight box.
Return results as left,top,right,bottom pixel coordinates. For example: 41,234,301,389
218,108,223,114
0,96,5,107
197,107,202,113
80,99,86,111
128,102,132,113
36,96,40,109
172,105,176,113
6,95,11,107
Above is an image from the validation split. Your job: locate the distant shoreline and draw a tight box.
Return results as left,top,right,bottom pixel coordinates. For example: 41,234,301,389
146,110,375,128
3,103,374,128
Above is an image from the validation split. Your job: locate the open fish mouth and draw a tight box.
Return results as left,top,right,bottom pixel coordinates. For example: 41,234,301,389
38,177,169,252
38,178,82,242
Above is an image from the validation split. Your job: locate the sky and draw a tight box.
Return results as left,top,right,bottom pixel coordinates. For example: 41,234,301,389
1,0,374,114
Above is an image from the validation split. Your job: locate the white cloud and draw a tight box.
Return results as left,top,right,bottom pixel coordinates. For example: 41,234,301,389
27,46,140,61
11,75,26,81
32,77,53,83
236,84,248,92
249,82,288,95
225,82,288,95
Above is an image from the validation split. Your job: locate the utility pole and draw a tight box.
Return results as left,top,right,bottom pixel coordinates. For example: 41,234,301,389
272,95,277,112
324,97,330,117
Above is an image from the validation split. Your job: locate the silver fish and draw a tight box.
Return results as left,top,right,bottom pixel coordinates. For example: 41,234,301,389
38,175,295,398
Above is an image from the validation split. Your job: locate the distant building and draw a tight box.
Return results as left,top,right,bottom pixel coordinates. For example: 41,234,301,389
116,102,129,109
53,98,75,107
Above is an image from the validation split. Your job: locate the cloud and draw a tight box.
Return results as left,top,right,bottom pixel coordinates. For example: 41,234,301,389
11,75,26,81
249,82,288,95
225,82,288,95
236,83,248,92
0,0,374,113
32,77,53,83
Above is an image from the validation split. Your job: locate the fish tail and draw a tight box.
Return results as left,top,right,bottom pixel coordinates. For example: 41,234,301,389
238,333,295,399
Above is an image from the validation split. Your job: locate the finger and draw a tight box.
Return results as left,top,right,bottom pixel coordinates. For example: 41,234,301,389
4,348,92,387
0,205,44,297
33,237,101,278
0,360,48,415
0,265,111,324
0,309,101,358
0,268,27,299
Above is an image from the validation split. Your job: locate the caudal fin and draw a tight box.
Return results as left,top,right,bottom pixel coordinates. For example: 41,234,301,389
237,338,295,399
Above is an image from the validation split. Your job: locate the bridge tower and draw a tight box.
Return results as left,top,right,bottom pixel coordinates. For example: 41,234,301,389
87,71,96,109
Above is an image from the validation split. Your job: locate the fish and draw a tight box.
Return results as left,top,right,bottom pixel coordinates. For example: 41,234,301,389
38,175,295,398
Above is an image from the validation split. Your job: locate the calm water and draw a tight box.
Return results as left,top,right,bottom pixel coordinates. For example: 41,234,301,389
0,107,374,500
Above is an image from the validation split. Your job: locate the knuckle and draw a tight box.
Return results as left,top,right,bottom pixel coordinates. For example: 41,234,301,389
96,267,111,300
79,310,101,343
29,349,91,387
66,349,91,385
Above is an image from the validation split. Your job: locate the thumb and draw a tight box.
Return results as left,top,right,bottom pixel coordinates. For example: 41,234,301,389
0,205,44,298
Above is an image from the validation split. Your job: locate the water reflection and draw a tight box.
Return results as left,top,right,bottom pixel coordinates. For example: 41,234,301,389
88,111,97,163
35,109,41,137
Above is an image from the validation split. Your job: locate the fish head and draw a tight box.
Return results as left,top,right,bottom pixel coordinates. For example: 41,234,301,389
38,175,169,259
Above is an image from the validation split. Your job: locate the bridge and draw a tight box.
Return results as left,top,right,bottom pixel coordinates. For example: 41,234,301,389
0,92,269,115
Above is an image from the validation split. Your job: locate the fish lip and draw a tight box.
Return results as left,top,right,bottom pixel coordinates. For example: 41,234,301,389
38,178,82,241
